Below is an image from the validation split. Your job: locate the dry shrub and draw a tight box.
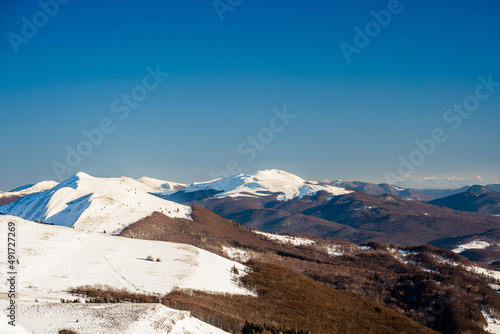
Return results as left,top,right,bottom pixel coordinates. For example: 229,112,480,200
69,284,159,303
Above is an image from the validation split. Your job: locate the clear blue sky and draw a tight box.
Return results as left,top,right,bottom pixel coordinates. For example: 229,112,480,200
1,0,499,191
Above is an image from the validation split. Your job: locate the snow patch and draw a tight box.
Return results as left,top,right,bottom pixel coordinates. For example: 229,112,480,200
223,246,253,262
326,245,344,256
466,266,500,281
254,230,315,246
483,310,500,334
452,240,492,253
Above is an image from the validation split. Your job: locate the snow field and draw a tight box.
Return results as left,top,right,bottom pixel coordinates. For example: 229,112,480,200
15,303,229,334
0,216,253,304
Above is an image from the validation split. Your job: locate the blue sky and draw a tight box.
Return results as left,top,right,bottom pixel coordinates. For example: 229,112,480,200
1,0,499,191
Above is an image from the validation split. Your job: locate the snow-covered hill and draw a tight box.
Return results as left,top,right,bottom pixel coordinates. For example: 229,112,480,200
0,172,191,234
0,215,248,333
181,169,351,201
0,216,250,300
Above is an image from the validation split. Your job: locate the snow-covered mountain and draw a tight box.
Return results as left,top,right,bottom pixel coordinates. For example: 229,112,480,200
178,169,351,201
0,172,191,234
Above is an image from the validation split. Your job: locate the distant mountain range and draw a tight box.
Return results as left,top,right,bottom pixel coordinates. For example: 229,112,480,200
331,180,434,201
2,170,499,247
418,183,500,199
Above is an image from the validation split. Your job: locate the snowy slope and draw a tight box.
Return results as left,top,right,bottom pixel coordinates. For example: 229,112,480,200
17,303,228,334
0,215,239,333
0,215,251,302
137,176,187,192
183,169,351,201
0,172,191,234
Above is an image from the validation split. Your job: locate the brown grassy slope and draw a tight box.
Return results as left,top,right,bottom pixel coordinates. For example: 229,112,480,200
120,205,328,258
163,261,437,334
120,207,500,333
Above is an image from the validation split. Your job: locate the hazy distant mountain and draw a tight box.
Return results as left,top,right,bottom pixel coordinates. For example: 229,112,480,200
331,180,434,202
419,184,500,199
486,183,500,192
428,185,500,215
418,185,472,199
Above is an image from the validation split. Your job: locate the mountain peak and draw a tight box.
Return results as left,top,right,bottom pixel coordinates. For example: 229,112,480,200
74,171,93,179
254,169,305,183
467,185,493,194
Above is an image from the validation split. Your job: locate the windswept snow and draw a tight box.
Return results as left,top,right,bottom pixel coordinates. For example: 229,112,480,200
183,169,351,201
254,230,315,246
0,172,191,234
17,303,228,334
0,215,252,303
452,240,492,253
